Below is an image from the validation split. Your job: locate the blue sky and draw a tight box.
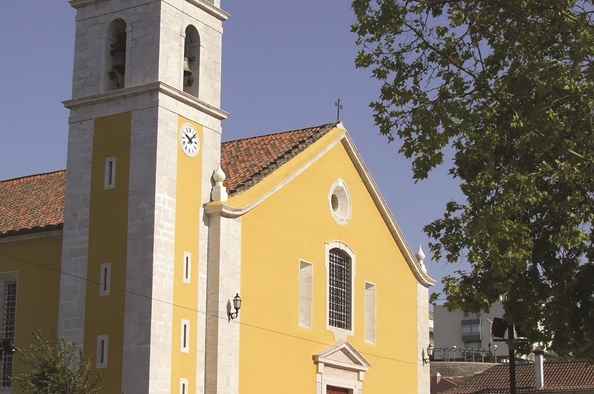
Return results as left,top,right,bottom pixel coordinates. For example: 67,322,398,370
0,0,464,297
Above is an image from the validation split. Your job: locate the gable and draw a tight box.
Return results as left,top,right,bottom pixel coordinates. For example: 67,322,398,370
313,341,371,372
212,123,435,287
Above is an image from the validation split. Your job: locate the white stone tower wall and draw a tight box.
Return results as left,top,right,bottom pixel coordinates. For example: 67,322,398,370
62,0,227,392
58,118,94,346
160,0,225,106
69,0,225,108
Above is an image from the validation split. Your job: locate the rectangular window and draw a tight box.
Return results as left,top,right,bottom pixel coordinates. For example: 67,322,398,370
99,262,111,296
180,378,188,394
328,248,352,330
183,252,191,284
1,280,17,388
364,282,376,344
104,156,116,189
462,318,482,342
181,319,190,353
96,335,109,368
298,261,313,328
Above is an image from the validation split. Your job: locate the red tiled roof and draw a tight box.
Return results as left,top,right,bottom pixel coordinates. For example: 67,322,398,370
0,170,65,237
221,123,336,195
0,123,338,237
444,361,594,393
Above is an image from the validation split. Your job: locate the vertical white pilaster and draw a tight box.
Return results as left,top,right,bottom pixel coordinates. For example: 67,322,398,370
204,210,241,394
58,119,94,348
417,282,430,394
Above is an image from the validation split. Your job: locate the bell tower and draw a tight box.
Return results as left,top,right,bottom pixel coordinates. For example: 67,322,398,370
59,1,228,393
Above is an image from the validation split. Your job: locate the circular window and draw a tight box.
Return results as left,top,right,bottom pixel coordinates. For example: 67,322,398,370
328,180,351,225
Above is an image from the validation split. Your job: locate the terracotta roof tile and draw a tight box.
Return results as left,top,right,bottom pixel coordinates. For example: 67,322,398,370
221,122,336,195
0,170,65,237
0,123,338,236
444,361,594,393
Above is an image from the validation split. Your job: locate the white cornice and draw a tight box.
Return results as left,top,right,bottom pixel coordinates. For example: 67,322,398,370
186,0,229,21
340,133,436,288
69,0,229,21
204,130,346,219
0,230,62,244
63,82,228,120
69,0,101,8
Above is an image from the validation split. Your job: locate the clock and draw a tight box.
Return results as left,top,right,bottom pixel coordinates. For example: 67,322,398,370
179,123,199,157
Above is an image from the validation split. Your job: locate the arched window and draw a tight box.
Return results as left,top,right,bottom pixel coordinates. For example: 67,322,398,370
183,25,200,97
328,248,352,330
325,242,355,341
105,19,127,91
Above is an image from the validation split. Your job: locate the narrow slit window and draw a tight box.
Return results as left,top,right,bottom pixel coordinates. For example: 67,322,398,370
181,319,190,353
298,261,313,328
104,156,116,189
96,335,109,368
183,252,191,284
365,282,376,344
180,378,188,394
100,262,111,296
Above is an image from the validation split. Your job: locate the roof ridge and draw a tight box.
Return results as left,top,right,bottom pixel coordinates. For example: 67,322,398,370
223,122,339,195
0,169,66,184
222,122,337,144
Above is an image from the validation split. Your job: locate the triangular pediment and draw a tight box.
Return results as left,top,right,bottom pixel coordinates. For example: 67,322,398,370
313,341,370,372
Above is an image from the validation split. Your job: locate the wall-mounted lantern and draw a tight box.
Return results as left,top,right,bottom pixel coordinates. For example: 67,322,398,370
228,293,242,321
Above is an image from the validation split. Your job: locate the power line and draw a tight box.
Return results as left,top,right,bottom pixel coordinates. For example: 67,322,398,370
0,250,420,366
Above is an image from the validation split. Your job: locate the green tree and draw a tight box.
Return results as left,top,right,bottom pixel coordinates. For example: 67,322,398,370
352,0,594,358
13,331,104,393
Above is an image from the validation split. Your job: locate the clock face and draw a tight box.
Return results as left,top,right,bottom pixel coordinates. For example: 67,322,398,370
179,123,199,157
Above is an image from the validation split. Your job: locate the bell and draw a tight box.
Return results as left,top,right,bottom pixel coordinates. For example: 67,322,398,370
112,52,126,74
184,57,192,77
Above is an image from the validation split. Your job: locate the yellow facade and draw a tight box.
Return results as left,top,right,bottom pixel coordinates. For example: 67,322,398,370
0,2,432,391
0,124,431,393
170,117,203,392
84,112,131,393
231,128,420,393
0,236,62,390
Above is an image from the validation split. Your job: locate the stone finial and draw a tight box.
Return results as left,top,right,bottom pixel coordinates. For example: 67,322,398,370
213,165,226,183
211,166,227,202
416,244,427,273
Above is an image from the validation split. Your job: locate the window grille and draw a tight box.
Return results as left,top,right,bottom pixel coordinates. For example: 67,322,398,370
329,248,351,330
1,281,17,388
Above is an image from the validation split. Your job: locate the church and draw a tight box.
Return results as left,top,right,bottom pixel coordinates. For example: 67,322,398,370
0,0,434,393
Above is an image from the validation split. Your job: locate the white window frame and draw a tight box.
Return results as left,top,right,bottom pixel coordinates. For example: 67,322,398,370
314,342,369,394
99,262,111,296
298,260,313,328
96,335,109,368
104,156,116,189
325,241,355,341
183,252,191,284
181,319,190,353
180,378,188,394
328,179,352,225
